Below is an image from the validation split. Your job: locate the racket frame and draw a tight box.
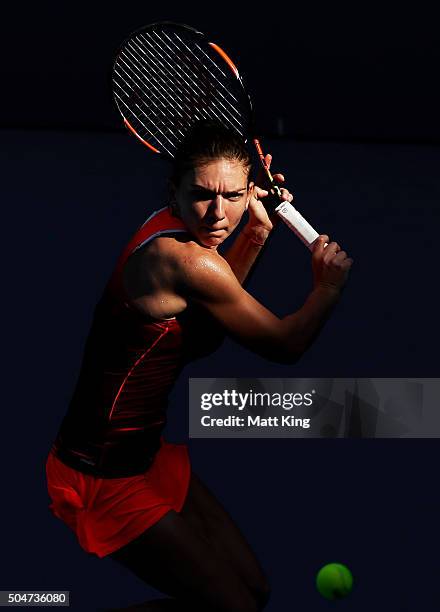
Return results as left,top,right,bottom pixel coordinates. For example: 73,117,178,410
112,21,321,249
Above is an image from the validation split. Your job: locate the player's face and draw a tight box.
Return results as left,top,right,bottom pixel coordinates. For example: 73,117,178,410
173,158,252,249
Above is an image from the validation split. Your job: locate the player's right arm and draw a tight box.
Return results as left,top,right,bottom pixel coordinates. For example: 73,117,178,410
173,235,352,364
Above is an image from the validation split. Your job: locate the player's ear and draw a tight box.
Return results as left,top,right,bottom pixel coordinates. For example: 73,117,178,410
168,182,181,218
246,181,254,210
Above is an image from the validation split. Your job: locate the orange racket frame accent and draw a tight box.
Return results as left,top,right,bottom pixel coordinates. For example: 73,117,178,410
124,118,160,154
209,42,239,77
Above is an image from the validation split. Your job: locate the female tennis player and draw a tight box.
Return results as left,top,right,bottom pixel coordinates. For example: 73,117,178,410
46,121,352,612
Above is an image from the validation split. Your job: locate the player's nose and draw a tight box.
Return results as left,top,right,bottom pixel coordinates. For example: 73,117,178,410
209,195,225,221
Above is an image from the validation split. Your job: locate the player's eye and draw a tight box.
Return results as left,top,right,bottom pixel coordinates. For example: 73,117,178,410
227,192,244,201
191,189,213,200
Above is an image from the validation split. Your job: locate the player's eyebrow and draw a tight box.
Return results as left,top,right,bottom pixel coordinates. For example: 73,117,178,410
224,189,247,197
190,184,247,196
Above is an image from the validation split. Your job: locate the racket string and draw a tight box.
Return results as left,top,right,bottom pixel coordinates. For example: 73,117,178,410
149,32,220,120
133,36,206,126
116,52,194,151
120,29,245,139
113,72,177,157
115,54,188,152
136,34,213,142
113,24,252,157
122,45,191,136
116,58,167,124
163,32,245,133
127,42,193,126
192,42,240,105
149,31,245,135
114,90,175,157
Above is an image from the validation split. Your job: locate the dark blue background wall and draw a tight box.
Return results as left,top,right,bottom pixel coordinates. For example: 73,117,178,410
2,129,439,610
1,2,439,143
2,1,440,610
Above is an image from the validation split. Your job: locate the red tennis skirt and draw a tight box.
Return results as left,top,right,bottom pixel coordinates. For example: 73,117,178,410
45,439,190,558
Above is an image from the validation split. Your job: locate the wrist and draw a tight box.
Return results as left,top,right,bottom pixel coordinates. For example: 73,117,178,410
242,224,271,246
312,283,341,301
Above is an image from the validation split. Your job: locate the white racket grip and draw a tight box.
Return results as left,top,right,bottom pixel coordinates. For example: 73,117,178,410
275,201,320,251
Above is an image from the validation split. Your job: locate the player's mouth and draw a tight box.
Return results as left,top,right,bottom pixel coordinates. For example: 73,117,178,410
203,226,228,234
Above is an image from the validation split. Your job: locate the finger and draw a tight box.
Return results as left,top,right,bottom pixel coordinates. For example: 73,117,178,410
324,241,339,253
253,186,269,199
340,257,354,267
272,173,285,183
331,251,347,265
312,235,329,257
323,242,341,264
279,188,293,202
264,153,272,170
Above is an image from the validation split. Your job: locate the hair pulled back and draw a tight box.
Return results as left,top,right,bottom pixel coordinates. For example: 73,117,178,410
171,120,252,186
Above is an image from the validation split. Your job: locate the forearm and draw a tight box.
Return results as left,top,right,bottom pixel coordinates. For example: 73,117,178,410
223,226,271,284
279,286,340,362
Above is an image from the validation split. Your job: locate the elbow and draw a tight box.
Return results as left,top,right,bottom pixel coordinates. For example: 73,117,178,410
273,331,309,364
264,321,310,365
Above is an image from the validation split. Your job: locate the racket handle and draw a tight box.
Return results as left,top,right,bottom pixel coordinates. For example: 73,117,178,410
253,139,322,251
274,200,320,251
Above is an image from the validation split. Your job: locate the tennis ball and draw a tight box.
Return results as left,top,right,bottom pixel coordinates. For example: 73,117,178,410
316,563,353,600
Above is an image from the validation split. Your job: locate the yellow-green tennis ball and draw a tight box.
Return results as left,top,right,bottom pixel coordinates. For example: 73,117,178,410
316,563,353,600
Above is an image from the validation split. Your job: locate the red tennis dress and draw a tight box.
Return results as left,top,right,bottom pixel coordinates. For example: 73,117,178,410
46,207,210,558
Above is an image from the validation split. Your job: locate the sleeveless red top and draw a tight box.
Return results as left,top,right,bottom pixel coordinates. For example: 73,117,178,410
52,207,208,477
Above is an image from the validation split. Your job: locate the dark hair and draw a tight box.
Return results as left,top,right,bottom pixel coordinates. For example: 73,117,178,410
171,120,252,186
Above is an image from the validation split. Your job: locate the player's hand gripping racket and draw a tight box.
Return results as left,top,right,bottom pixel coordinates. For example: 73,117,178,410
112,21,321,250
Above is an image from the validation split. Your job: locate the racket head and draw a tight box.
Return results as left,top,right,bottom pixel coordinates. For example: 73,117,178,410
112,22,254,160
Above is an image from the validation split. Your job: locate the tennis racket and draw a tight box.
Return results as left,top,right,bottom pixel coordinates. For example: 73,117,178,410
112,21,321,250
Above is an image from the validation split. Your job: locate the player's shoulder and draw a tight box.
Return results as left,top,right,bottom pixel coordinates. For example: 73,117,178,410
155,235,226,269
155,236,234,293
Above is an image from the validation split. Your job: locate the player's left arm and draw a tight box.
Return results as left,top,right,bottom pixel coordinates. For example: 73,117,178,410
223,154,292,284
